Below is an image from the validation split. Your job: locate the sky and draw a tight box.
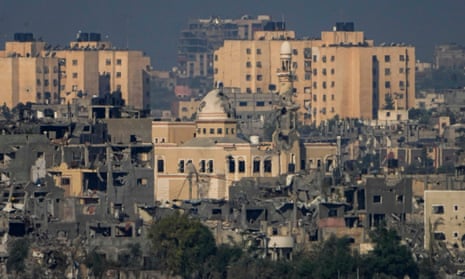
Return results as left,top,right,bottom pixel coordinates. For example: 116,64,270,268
0,0,464,70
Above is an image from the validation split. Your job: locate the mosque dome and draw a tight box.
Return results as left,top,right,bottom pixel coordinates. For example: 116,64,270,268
197,88,231,121
280,41,292,56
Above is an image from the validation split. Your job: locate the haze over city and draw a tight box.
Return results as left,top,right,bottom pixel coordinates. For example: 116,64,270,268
1,0,464,69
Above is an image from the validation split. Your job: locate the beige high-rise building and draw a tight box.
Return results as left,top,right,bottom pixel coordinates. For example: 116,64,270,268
0,34,60,107
214,23,415,125
0,32,151,110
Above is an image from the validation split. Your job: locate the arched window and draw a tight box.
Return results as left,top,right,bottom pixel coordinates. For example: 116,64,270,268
253,157,260,173
264,158,272,173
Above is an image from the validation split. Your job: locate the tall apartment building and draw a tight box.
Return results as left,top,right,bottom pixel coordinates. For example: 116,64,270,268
176,15,285,95
0,33,60,107
214,23,415,125
0,32,151,110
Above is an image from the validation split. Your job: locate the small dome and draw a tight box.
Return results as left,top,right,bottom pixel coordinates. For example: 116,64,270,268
280,41,292,55
197,88,231,121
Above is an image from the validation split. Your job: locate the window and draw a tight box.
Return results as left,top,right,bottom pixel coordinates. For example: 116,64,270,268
246,74,251,81
399,55,405,61
228,158,235,172
331,81,335,88
399,81,405,88
116,59,122,65
239,101,247,107
256,48,261,55
313,69,317,76
256,61,262,68
72,73,78,79
432,205,444,214
214,55,218,61
37,79,41,86
257,75,263,81
72,59,78,66
330,56,335,62
384,55,390,62
246,88,252,93
116,72,121,78
157,159,165,172
253,159,260,173
328,208,338,217
246,61,251,68
210,128,214,134
313,82,317,89
304,48,311,59
207,160,213,173
105,59,111,65
313,55,318,62
199,160,206,173
264,159,272,173
322,94,327,102
322,68,327,75
292,49,298,55
399,68,404,74
322,55,327,63
238,160,245,173
373,195,382,203
385,68,391,76
313,95,317,102
178,160,185,173
385,81,391,88
331,68,335,75
231,128,235,134
305,73,311,80
246,48,251,54
256,101,265,107
61,177,70,185
137,178,148,187
322,81,327,89
454,205,459,211
396,195,404,203
433,232,446,240
331,94,335,101
292,62,298,69
217,128,223,134
304,87,311,94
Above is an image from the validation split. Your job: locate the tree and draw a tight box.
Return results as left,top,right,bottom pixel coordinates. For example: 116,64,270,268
84,249,108,278
148,212,217,278
7,239,29,276
363,227,418,279
307,235,357,279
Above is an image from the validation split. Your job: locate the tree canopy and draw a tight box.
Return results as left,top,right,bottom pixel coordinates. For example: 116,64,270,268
148,212,217,278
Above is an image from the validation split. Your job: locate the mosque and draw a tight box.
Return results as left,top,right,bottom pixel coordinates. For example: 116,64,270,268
153,41,336,202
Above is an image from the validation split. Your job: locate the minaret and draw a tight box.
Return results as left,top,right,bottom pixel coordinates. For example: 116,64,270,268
272,41,301,174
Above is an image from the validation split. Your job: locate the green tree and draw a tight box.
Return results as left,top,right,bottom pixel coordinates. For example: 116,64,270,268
363,227,418,279
148,212,217,278
309,235,357,279
84,249,108,278
7,239,30,276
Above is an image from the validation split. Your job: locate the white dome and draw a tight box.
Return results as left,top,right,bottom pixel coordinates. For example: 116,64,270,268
197,89,231,121
280,41,292,55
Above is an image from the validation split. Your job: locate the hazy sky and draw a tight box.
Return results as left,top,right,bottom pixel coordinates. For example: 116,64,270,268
0,0,464,69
